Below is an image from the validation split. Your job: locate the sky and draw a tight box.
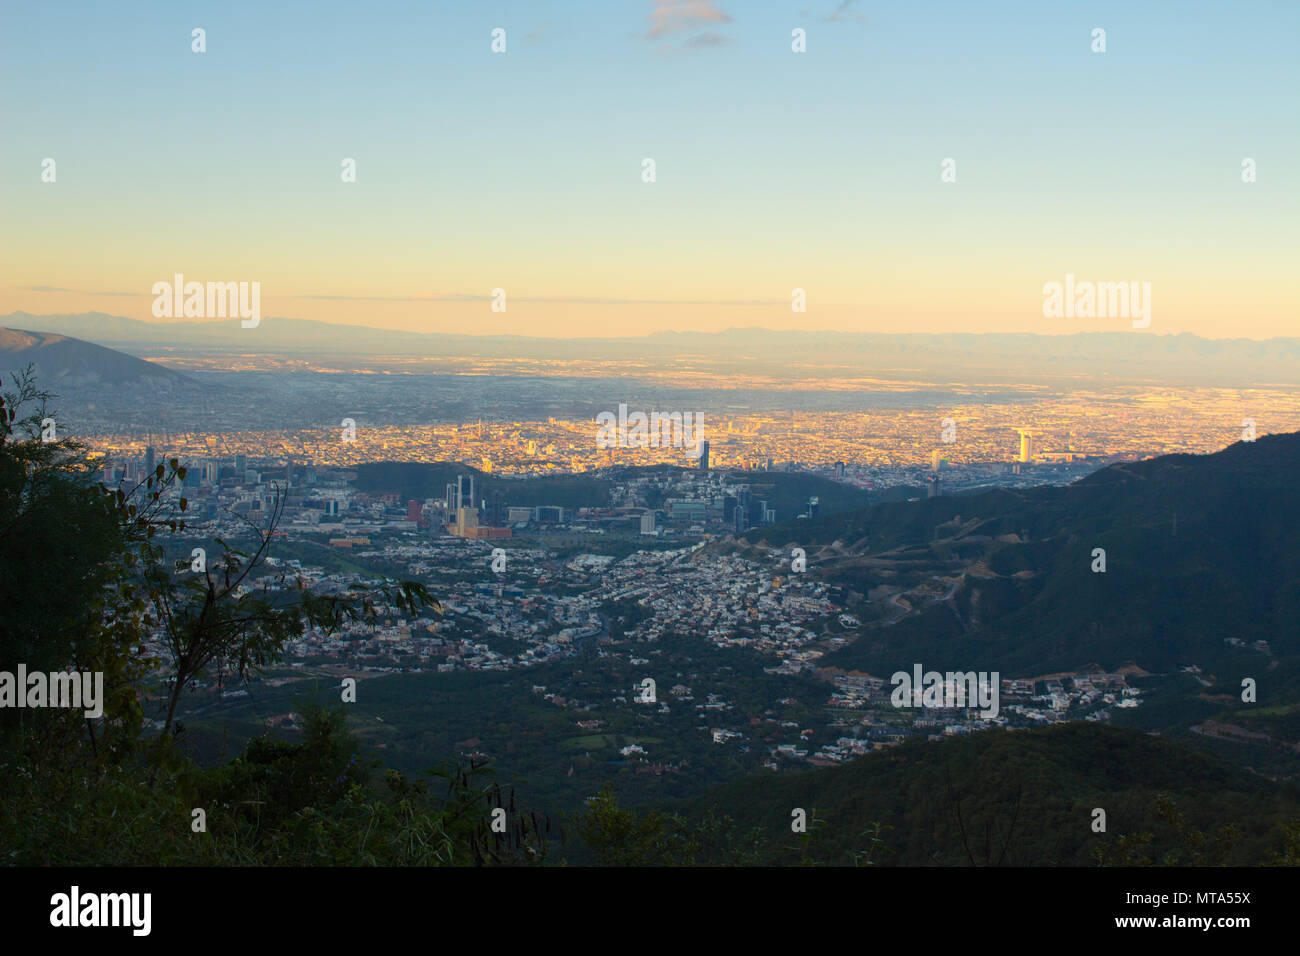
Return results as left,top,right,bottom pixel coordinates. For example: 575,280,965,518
1,0,1296,339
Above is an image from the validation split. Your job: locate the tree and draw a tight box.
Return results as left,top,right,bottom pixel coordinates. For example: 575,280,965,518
0,367,142,761
1094,793,1242,866
1,366,439,756
573,785,766,865
114,462,438,740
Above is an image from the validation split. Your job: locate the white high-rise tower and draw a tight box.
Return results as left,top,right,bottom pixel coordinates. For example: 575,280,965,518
1017,430,1034,463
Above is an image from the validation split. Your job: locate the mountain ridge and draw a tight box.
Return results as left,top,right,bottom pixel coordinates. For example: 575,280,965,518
0,327,191,386
6,312,1299,384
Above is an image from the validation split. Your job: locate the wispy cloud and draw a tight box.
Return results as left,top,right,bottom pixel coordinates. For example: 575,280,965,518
685,31,731,49
523,21,550,44
827,0,867,23
645,0,731,40
295,293,781,307
22,285,138,297
296,293,490,303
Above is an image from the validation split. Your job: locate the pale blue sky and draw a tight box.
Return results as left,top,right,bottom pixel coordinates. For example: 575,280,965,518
2,1,1296,337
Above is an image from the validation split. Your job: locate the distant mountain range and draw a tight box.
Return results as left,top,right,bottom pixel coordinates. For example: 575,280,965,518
5,312,1299,385
0,327,190,387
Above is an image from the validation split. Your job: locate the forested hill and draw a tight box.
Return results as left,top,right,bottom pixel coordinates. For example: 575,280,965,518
678,723,1300,866
735,433,1300,677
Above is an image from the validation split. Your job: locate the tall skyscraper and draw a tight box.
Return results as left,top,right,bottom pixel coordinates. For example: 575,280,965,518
144,445,156,477
1018,430,1033,463
931,449,943,471
699,440,710,470
458,475,475,514
834,461,845,480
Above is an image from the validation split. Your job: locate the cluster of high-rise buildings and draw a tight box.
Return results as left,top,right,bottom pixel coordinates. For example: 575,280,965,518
442,474,511,539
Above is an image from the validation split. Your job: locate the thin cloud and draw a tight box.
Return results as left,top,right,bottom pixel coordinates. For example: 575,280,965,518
295,293,781,307
523,21,550,44
685,31,731,48
297,293,490,303
827,0,867,23
645,0,731,39
22,285,138,297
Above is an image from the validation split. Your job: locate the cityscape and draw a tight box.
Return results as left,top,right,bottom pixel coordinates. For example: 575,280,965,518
2,0,1296,933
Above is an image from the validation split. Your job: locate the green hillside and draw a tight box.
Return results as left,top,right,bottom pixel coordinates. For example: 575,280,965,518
734,434,1300,677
